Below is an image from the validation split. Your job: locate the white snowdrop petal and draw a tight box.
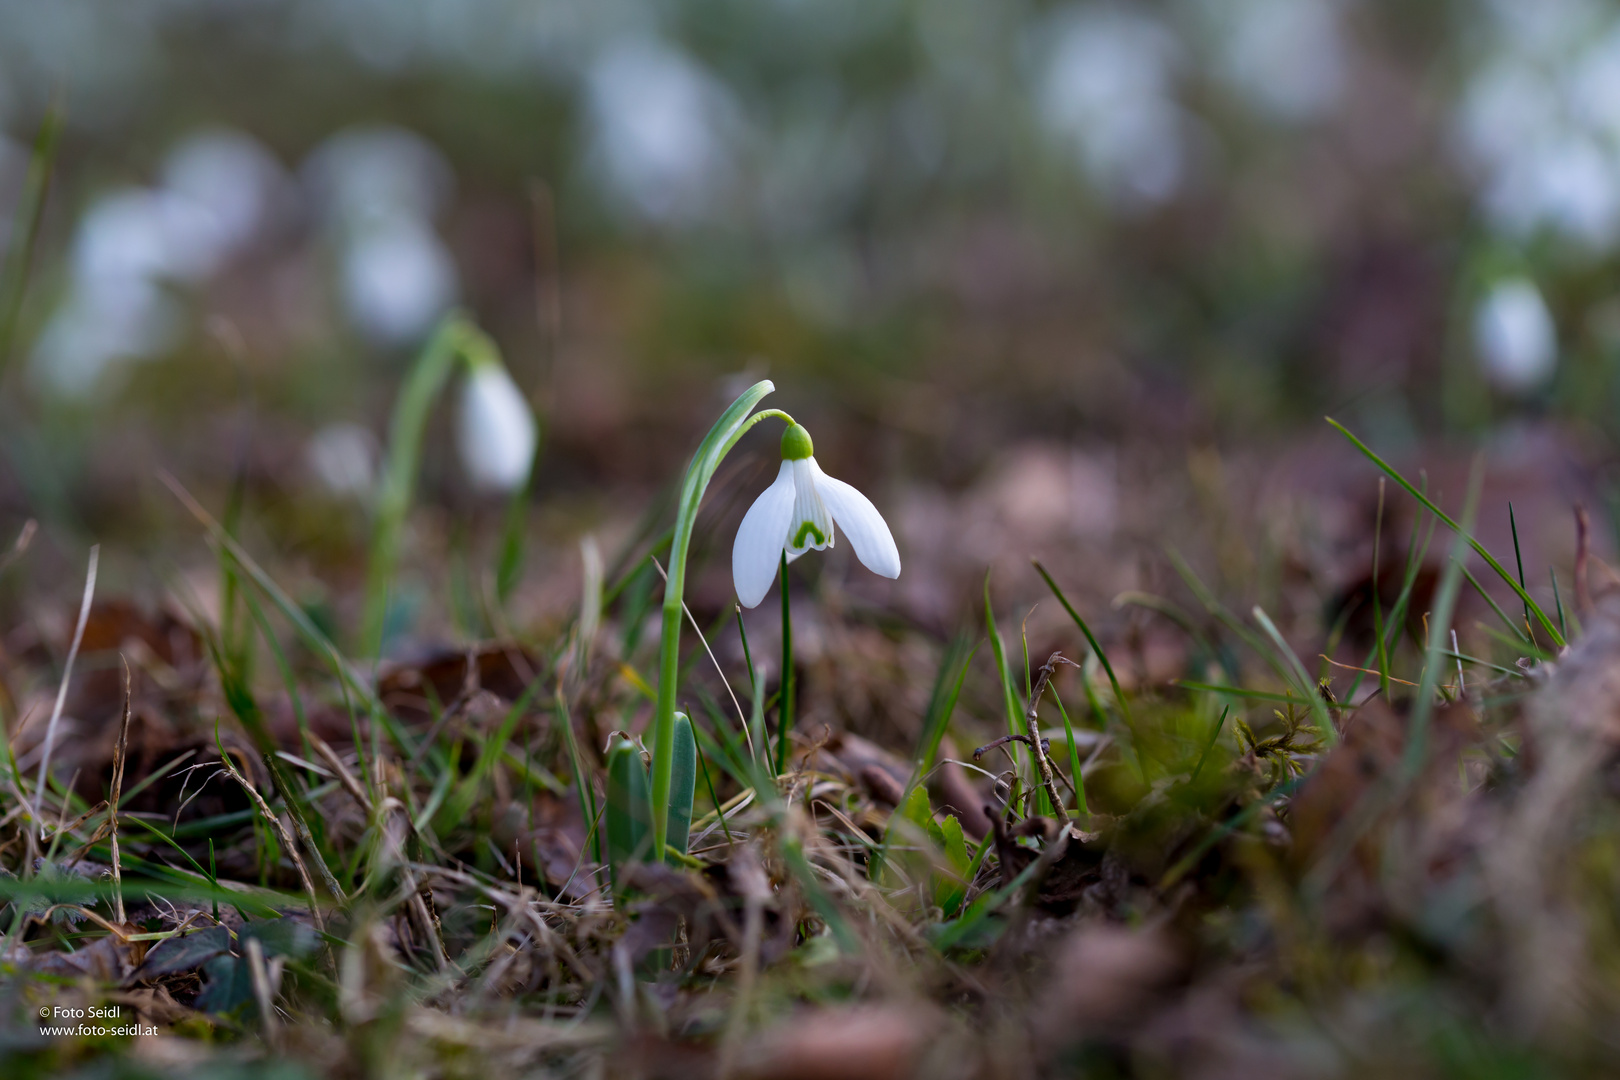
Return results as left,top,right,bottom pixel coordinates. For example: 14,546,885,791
458,364,538,493
733,461,797,607
785,457,835,558
809,460,901,580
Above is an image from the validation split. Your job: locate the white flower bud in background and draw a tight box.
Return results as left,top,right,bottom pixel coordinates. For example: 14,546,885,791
1473,277,1557,392
340,218,458,347
457,361,538,493
307,422,379,499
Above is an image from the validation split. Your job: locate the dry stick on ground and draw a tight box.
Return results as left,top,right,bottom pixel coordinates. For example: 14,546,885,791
311,734,373,814
31,544,98,864
974,652,1079,827
109,657,132,924
1024,652,1080,827
216,744,326,934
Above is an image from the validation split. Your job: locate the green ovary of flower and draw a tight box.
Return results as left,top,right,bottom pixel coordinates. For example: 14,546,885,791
780,423,814,461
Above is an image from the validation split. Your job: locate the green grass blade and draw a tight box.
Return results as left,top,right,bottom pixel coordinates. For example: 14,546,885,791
983,574,1026,773
915,636,978,776
1251,605,1335,743
1510,502,1531,642
1050,686,1087,815
1550,567,1567,641
1032,561,1146,775
1190,706,1229,783
436,673,547,834
1456,559,1529,646
1326,418,1563,646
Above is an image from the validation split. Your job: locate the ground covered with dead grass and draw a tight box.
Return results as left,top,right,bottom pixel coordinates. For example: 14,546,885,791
2,409,1619,1080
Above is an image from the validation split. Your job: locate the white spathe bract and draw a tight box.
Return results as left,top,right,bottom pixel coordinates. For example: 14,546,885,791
1474,277,1557,392
732,457,900,608
458,363,537,493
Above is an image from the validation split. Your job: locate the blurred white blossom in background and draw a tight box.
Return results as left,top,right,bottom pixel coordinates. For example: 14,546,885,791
457,362,538,494
304,126,458,346
1454,1,1620,250
1198,0,1346,123
585,37,740,225
159,128,286,276
1473,277,1557,392
1035,6,1187,207
307,421,380,499
31,128,282,395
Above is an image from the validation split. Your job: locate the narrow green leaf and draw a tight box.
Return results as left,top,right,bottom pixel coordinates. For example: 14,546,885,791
1326,418,1563,646
666,713,697,860
606,738,652,899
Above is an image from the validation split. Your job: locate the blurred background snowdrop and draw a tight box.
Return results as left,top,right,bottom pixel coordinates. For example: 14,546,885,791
7,0,1620,521
1454,0,1620,251
303,126,458,347
457,361,538,494
1035,6,1188,208
584,37,740,227
1195,0,1347,124
1473,277,1558,393
306,421,380,501
31,128,284,396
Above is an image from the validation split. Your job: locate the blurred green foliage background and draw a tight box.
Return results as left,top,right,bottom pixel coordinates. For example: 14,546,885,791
4,0,1620,574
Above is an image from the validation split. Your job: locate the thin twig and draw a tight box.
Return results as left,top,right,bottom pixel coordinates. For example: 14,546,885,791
1025,652,1080,825
32,544,98,861
311,734,374,815
649,555,754,760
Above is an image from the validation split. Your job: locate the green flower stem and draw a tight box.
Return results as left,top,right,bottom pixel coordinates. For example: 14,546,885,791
359,312,510,655
649,386,792,859
778,551,792,776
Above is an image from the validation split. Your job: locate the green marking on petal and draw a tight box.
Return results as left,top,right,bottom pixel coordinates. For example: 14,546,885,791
792,521,826,547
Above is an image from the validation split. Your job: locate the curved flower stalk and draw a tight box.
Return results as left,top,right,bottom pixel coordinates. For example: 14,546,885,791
732,423,900,608
648,381,789,859
359,312,538,654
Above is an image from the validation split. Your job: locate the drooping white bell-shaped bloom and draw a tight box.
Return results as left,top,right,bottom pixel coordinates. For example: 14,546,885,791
1474,276,1557,392
457,362,538,493
732,424,900,608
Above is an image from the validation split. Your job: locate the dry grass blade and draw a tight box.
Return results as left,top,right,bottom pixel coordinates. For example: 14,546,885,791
109,655,132,923
215,738,326,933
32,543,99,860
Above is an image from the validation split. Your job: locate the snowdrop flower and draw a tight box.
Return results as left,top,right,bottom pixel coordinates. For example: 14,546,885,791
1474,277,1557,392
307,422,379,499
340,217,458,346
457,359,537,493
732,424,900,608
